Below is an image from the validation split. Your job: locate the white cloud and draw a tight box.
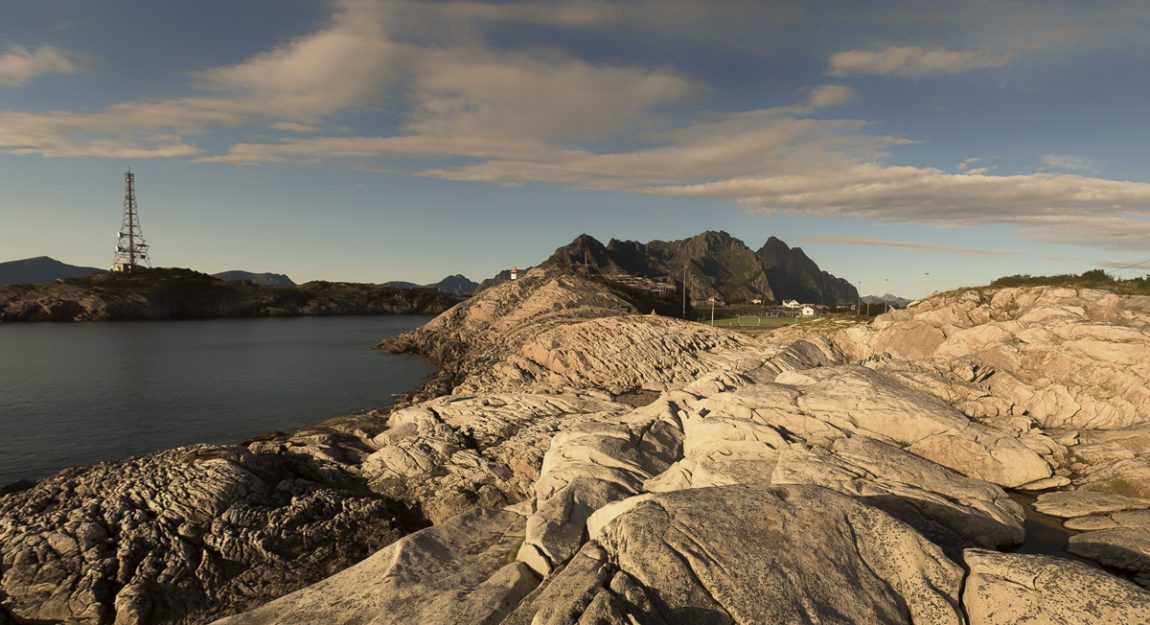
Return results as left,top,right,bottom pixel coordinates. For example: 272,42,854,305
956,157,983,171
0,45,77,85
794,235,1015,257
194,0,399,121
1040,153,1098,172
6,0,1150,261
405,47,695,142
828,46,1013,77
805,84,856,108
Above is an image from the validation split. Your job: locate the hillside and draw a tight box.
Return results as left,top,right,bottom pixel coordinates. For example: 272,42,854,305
544,231,858,305
212,270,296,286
0,256,102,284
0,267,462,322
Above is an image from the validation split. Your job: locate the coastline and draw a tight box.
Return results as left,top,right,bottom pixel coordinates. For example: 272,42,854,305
3,267,1150,624
0,268,463,323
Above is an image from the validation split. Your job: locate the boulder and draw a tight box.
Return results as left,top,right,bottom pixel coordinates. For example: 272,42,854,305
521,484,965,625
209,508,536,625
962,548,1150,624
771,436,1025,551
1033,491,1150,518
1067,528,1150,588
775,366,1054,487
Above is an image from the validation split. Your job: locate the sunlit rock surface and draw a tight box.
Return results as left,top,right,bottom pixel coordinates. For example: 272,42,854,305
6,271,1150,624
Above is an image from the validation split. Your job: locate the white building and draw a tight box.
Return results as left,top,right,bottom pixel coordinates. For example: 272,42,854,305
800,305,816,317
781,299,801,309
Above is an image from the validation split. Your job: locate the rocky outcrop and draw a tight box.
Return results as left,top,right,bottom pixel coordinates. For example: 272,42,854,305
515,484,965,625
834,287,1150,431
209,508,535,625
0,442,414,625
962,549,1150,624
0,268,460,322
8,270,1150,624
544,231,860,305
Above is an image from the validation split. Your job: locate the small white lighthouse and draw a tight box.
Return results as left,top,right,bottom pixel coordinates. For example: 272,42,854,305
510,267,519,280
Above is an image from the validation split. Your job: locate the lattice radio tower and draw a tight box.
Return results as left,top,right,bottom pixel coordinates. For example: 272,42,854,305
112,170,151,272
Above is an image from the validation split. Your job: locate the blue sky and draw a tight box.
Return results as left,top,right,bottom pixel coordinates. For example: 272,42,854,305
3,1,1150,297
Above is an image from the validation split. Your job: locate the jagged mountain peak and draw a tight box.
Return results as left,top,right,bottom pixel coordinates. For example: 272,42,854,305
543,232,857,305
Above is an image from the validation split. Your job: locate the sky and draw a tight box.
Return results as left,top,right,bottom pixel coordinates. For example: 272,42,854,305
3,0,1150,297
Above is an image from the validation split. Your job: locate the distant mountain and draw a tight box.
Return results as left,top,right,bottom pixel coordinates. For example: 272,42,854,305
543,231,858,305
385,274,479,296
431,274,479,296
862,293,912,308
0,256,102,285
756,237,857,305
213,270,296,286
383,281,422,290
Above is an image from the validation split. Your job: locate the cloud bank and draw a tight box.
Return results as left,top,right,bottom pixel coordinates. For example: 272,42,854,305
828,46,1013,77
0,45,77,85
4,0,1150,254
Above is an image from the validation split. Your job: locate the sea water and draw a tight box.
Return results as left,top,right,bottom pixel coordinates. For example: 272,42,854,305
0,315,435,485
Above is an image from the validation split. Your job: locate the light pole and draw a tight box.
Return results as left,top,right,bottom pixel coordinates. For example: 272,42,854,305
682,262,687,319
856,282,862,318
709,297,716,326
924,272,930,298
884,278,890,312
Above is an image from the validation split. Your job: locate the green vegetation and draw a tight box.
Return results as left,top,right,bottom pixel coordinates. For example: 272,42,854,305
707,316,806,329
589,275,683,317
988,269,1150,295
70,267,227,292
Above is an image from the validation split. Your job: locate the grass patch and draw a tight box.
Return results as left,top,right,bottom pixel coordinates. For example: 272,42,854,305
706,315,806,328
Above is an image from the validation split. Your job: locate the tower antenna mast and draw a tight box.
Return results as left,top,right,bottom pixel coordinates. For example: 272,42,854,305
112,170,151,272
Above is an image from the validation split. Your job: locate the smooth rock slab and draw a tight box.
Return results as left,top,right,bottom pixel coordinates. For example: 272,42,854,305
1034,490,1150,518
1064,509,1150,531
210,508,537,625
1067,527,1150,588
775,366,1053,488
523,484,965,625
962,548,1150,624
771,436,1025,551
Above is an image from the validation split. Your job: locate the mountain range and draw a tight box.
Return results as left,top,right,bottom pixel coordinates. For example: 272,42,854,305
543,231,858,305
385,274,480,296
5,232,852,305
862,293,913,307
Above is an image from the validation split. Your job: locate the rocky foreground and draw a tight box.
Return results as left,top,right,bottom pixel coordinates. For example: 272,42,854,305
3,267,1150,624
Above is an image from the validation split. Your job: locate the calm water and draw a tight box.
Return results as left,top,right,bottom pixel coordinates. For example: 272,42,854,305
0,316,435,485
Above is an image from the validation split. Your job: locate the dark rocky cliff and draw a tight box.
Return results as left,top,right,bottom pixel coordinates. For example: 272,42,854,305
757,236,858,304
543,231,858,305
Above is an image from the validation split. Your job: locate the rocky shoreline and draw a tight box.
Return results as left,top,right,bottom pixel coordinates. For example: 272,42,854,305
3,266,1150,624
0,269,461,323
